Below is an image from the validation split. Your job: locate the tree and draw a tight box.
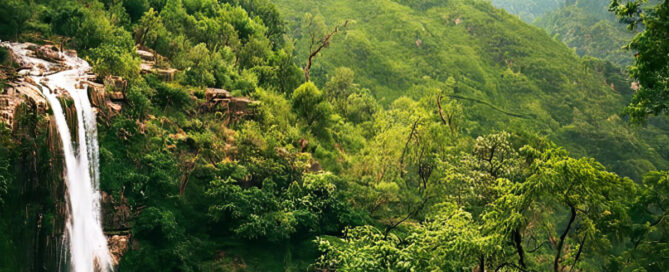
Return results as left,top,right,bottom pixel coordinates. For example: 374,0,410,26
324,67,358,113
345,90,380,124
610,0,669,122
88,29,141,79
291,82,333,130
484,147,636,271
123,0,151,22
179,43,216,87
612,171,669,271
301,13,349,82
315,203,493,272
133,8,162,46
223,0,286,47
0,0,31,40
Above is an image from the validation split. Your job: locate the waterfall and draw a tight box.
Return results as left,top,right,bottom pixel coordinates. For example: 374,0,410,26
4,43,114,272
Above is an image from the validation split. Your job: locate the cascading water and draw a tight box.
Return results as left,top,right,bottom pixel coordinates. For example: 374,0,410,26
4,43,114,272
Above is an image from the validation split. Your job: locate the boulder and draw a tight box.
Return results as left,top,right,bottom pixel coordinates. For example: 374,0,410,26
107,234,131,266
140,61,155,72
34,45,63,63
205,88,231,101
0,81,47,127
109,91,125,101
107,102,122,113
229,97,252,113
136,49,154,61
85,80,122,118
155,68,177,81
136,47,178,81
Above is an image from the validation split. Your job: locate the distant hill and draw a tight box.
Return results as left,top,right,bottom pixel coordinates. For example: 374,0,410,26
490,0,636,67
274,0,669,180
534,0,636,67
490,0,563,22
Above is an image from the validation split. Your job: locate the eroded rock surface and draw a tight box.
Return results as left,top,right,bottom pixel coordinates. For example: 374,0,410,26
136,46,178,81
1,42,127,127
107,234,131,266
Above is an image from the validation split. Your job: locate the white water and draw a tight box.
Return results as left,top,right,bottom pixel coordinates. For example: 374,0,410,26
4,43,113,272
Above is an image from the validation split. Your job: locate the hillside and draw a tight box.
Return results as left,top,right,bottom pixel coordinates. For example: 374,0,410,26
274,0,669,180
534,0,636,67
489,0,636,67
490,0,563,22
0,0,668,271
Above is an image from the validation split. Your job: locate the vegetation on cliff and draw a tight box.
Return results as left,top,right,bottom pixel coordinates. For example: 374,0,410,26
0,0,667,271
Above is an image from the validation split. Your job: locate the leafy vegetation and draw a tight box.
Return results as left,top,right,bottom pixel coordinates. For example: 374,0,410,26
611,0,669,122
490,0,636,68
535,0,636,67
275,0,669,180
0,0,667,271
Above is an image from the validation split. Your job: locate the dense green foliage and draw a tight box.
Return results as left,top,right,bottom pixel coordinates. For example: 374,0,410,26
274,0,669,181
611,0,669,122
0,0,668,271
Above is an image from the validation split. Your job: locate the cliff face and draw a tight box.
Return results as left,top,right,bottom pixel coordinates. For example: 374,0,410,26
0,43,66,271
0,43,127,270
0,96,67,272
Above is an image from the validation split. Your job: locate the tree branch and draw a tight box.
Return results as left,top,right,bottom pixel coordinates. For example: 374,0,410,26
527,241,551,253
399,118,421,178
554,204,577,272
568,234,587,272
304,20,349,82
437,94,456,134
513,228,527,269
383,197,428,239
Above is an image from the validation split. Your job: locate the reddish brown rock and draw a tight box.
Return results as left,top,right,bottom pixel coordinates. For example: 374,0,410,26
107,234,131,266
34,45,64,63
0,81,47,127
206,88,231,101
136,46,178,81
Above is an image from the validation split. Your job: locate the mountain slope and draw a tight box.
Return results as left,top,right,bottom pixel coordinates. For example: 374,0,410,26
534,0,636,67
489,0,563,22
274,0,669,179
489,0,636,67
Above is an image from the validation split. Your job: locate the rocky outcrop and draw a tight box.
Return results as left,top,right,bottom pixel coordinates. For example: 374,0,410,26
136,46,178,81
86,80,123,118
34,45,64,63
201,88,257,122
0,80,48,128
101,190,135,265
204,88,254,113
205,87,231,102
108,234,131,266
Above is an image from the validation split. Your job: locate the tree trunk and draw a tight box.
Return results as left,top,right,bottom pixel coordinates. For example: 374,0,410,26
512,228,527,269
479,255,485,272
303,20,348,82
554,204,576,272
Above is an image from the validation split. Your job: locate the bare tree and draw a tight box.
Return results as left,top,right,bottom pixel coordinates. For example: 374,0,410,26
304,20,349,82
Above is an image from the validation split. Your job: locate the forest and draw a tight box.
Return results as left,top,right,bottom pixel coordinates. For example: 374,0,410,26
0,0,667,271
